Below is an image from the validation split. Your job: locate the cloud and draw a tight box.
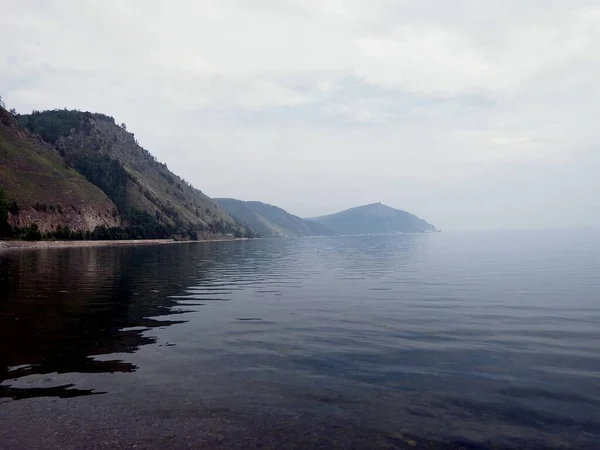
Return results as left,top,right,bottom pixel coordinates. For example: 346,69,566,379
1,0,599,229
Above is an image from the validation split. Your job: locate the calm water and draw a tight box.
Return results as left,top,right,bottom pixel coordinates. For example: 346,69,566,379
1,231,599,449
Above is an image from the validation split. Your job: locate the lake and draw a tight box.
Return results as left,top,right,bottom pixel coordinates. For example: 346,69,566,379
1,231,599,449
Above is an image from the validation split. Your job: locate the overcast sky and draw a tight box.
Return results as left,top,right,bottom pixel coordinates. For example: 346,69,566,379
1,1,599,230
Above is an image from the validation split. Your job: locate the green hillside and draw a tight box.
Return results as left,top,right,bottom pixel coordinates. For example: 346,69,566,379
215,198,334,238
0,106,120,238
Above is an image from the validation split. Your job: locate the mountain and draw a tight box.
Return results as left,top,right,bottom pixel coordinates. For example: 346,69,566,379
0,106,120,238
11,109,251,239
1,105,437,242
214,198,334,238
308,202,436,235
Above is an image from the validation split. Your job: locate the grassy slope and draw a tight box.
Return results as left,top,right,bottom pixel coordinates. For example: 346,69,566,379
0,108,117,213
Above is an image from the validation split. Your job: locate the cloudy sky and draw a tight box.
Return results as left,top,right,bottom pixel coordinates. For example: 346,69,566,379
1,0,599,230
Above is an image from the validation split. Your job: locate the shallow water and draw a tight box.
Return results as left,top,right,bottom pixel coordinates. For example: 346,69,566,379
1,231,599,449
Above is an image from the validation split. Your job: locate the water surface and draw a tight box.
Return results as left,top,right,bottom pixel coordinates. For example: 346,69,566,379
1,231,599,449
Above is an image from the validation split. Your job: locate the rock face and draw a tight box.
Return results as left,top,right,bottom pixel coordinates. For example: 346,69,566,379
8,204,119,234
214,198,335,238
0,107,121,233
308,202,436,235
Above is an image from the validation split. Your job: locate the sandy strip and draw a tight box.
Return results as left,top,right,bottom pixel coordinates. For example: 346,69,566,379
0,237,240,251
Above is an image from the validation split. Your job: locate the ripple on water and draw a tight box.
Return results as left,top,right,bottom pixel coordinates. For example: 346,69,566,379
1,232,599,449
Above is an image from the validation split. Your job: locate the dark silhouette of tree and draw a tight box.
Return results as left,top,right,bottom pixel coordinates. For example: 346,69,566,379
0,189,11,238
9,201,20,216
16,109,83,143
23,224,42,241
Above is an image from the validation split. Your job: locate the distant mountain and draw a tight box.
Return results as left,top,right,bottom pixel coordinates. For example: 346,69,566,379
215,198,334,238
308,202,436,235
12,109,252,239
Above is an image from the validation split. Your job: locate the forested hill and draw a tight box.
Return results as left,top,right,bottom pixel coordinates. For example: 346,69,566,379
1,107,253,240
0,106,119,239
215,198,334,238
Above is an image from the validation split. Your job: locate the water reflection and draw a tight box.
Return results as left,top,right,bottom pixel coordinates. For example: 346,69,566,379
1,233,599,449
0,236,424,400
0,244,214,399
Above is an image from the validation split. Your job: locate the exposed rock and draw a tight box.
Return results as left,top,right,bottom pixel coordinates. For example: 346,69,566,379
8,204,119,234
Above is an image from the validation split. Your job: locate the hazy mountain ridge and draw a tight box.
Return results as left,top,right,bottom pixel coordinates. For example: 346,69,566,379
309,202,436,235
215,198,334,238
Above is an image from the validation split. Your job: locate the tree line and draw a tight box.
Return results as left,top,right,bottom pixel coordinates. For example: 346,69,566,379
1,191,256,241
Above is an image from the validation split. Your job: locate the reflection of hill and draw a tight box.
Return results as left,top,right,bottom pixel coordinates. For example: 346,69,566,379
0,244,214,399
0,236,427,400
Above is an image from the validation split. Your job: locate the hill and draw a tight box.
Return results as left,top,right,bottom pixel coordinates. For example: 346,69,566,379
15,109,251,239
0,106,120,238
215,198,334,238
308,203,436,235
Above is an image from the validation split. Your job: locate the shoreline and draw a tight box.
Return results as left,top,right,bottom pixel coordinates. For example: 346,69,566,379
0,237,243,251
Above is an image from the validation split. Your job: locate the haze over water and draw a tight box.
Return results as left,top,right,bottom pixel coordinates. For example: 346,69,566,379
1,231,599,449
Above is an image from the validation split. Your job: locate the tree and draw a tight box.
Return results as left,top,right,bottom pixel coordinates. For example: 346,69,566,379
23,224,41,241
0,95,4,109
9,108,17,116
16,109,83,144
9,201,20,216
0,189,10,238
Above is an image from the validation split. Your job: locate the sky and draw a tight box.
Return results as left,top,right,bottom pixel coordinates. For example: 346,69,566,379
1,0,600,230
